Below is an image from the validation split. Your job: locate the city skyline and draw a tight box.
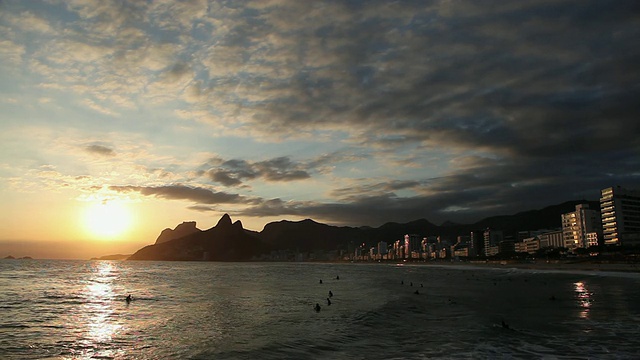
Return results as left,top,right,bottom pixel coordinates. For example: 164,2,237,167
1,1,639,259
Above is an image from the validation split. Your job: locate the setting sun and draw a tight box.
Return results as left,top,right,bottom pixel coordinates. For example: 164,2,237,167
83,201,132,239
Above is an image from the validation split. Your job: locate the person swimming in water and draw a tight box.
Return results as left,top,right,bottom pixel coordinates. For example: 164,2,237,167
314,303,321,312
327,298,331,306
328,290,333,298
126,294,132,303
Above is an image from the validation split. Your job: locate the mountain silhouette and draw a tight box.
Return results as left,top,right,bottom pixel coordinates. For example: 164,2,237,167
259,219,366,252
155,221,200,244
127,200,600,261
129,214,270,261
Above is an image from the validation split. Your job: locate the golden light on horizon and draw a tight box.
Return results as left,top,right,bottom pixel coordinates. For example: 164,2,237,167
82,200,133,240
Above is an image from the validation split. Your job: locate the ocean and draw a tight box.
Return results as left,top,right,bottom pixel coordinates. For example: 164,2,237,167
1,260,640,359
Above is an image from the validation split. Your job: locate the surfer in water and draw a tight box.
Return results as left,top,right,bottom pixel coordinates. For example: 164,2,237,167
314,303,321,312
126,294,132,303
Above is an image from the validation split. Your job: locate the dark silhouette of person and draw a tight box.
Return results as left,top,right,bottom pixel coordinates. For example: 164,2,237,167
126,294,132,303
328,290,333,298
410,282,413,287
336,275,340,280
319,279,323,284
414,290,419,295
501,320,510,329
327,298,331,306
314,303,321,312
401,280,404,285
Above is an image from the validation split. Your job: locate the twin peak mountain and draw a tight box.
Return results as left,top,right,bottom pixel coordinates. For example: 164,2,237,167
130,214,259,261
130,213,355,261
127,200,593,261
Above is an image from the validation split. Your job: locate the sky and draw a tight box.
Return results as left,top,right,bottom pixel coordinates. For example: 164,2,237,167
1,0,639,259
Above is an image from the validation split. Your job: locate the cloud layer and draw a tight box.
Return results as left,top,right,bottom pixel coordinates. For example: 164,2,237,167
1,0,639,228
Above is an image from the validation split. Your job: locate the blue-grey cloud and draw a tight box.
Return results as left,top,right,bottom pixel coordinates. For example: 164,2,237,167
109,185,251,205
203,156,311,186
85,144,115,157
3,0,639,228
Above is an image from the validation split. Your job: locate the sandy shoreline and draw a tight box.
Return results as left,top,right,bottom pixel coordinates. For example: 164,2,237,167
333,259,640,273
420,259,640,273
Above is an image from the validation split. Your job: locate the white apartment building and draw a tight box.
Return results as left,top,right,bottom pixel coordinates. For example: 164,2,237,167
562,204,602,249
601,186,640,246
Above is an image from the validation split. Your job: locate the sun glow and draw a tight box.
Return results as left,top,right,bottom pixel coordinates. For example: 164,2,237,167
83,201,132,239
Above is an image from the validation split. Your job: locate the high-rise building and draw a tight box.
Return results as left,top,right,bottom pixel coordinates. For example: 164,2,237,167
377,241,388,257
562,204,602,249
537,230,564,249
404,234,422,258
469,230,484,257
600,186,640,246
483,228,503,256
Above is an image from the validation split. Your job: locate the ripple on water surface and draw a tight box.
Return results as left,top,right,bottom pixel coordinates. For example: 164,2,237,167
1,261,640,359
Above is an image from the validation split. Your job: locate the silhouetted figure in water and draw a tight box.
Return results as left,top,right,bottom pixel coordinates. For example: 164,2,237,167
549,295,556,301
327,298,331,306
401,280,404,285
410,282,413,287
328,290,333,298
126,294,132,303
420,284,424,287
414,290,420,295
319,279,323,284
336,275,340,280
501,320,510,329
314,303,321,312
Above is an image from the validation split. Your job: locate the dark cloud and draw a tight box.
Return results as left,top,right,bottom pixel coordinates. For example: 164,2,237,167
208,170,244,186
85,144,115,156
59,1,640,227
204,156,310,186
163,62,191,83
330,180,422,201
109,185,252,205
195,0,639,155
191,0,637,226
187,205,217,212
234,147,640,226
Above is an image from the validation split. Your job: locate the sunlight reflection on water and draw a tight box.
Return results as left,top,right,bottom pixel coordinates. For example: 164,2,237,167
77,262,122,358
3,261,640,359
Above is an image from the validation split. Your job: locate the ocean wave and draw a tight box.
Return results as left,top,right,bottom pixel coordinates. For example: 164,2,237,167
0,323,30,329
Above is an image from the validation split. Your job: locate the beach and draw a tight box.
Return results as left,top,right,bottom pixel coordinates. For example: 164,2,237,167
444,259,640,273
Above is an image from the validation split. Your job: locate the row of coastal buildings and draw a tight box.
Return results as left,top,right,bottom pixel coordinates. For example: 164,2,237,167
355,186,640,261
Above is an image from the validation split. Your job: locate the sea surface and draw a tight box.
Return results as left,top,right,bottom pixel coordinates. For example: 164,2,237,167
1,260,640,359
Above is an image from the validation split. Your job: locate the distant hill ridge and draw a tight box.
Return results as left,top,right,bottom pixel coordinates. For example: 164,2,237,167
155,221,200,244
126,199,599,261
